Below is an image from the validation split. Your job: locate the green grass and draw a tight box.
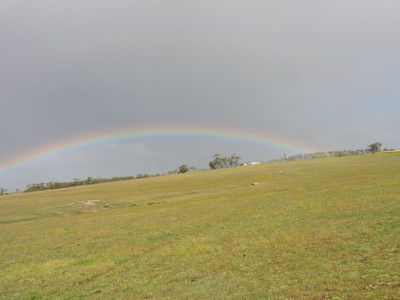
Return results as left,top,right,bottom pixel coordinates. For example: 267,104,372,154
1,153,399,299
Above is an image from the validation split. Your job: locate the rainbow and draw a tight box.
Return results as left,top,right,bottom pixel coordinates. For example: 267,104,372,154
0,124,325,175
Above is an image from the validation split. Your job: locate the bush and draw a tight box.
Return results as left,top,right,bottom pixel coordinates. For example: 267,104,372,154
178,164,189,173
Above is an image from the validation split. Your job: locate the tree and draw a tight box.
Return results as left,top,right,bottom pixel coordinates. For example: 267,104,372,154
368,142,382,153
178,164,189,173
228,154,241,167
0,186,4,196
209,154,220,169
209,154,241,169
335,151,345,157
209,154,224,169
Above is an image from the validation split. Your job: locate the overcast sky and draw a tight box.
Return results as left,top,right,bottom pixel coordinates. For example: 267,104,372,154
1,0,399,190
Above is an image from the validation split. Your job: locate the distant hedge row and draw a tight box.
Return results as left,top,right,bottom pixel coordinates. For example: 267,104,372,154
24,174,159,193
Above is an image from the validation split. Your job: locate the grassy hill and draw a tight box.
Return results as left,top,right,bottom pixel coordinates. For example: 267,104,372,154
1,153,399,299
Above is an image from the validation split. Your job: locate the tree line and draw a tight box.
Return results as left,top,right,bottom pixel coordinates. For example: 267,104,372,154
19,153,242,193
24,175,157,192
270,142,389,163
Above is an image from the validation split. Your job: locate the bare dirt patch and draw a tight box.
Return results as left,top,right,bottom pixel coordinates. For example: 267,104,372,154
81,200,101,206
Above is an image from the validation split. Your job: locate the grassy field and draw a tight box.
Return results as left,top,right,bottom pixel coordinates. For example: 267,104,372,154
0,153,399,299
